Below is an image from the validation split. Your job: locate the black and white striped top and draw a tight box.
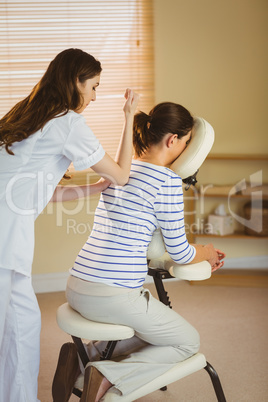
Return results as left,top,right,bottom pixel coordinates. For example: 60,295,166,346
70,160,196,288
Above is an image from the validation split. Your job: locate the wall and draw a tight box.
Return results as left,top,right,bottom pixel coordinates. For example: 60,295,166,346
153,0,268,154
33,175,99,276
33,0,268,280
153,0,268,262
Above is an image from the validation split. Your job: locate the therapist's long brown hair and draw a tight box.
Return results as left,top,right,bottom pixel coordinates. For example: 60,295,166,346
0,48,102,155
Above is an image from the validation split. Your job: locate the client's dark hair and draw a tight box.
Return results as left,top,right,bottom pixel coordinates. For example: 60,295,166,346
133,102,194,157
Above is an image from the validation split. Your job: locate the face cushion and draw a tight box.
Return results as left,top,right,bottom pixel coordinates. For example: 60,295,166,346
170,117,215,179
147,117,215,260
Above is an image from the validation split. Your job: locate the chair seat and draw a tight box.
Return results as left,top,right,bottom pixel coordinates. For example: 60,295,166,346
74,353,207,401
149,252,211,281
56,303,135,341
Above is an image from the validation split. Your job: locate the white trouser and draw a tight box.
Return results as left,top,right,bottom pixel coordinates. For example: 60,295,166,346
0,268,41,402
66,279,200,397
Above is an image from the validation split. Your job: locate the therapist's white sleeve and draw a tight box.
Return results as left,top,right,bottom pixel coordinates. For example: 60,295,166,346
62,117,105,171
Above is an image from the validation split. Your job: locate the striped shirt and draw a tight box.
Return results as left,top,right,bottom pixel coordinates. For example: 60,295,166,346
70,160,196,288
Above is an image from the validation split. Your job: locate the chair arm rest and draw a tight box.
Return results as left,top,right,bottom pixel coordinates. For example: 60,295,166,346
149,252,211,281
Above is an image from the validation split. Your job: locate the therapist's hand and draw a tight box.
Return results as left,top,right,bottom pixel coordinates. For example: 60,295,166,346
123,88,139,117
96,177,111,192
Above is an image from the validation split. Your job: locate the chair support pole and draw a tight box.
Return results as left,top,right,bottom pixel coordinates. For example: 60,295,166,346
101,340,118,360
71,335,89,368
147,267,172,307
204,362,227,402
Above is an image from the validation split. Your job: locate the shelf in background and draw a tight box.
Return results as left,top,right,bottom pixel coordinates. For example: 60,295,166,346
198,193,268,199
207,153,268,161
191,153,268,286
195,231,268,239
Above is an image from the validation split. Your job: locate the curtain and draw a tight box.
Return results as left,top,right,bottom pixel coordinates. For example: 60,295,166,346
0,0,154,157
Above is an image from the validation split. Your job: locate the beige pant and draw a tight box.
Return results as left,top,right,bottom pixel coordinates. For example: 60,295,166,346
66,276,200,397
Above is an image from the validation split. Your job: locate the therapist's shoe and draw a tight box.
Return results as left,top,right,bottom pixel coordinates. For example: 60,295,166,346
80,365,112,402
52,342,80,402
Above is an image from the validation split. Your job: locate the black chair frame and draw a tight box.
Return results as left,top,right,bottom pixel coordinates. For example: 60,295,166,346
148,267,227,402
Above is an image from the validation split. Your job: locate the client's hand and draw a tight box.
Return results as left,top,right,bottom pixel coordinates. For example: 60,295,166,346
204,244,225,270
211,248,226,273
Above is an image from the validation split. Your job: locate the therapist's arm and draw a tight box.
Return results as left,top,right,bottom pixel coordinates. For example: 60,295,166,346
50,178,110,202
91,89,139,186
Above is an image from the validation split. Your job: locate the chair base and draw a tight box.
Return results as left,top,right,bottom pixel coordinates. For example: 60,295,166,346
74,353,207,401
73,353,226,402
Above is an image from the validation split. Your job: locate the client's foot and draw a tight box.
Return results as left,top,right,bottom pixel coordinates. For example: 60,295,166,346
52,342,80,402
80,365,112,402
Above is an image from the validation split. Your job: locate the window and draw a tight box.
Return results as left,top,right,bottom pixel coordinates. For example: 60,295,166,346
0,0,154,157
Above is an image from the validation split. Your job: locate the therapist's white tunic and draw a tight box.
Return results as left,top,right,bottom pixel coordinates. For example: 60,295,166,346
0,110,105,276
0,110,105,401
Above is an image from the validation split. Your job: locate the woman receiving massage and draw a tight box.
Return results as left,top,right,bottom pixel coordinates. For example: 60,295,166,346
53,102,225,402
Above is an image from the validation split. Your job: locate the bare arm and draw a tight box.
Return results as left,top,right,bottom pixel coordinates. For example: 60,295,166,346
91,89,139,186
191,243,226,272
50,178,110,202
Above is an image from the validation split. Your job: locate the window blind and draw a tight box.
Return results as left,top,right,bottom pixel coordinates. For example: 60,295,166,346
0,0,154,157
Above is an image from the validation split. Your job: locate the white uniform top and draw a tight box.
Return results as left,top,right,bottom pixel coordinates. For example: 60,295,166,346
70,160,196,288
0,110,105,276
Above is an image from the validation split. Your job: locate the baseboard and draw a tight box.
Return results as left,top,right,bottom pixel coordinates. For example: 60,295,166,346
191,269,268,287
33,256,268,293
222,255,268,269
32,270,165,294
32,271,70,294
191,255,268,287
